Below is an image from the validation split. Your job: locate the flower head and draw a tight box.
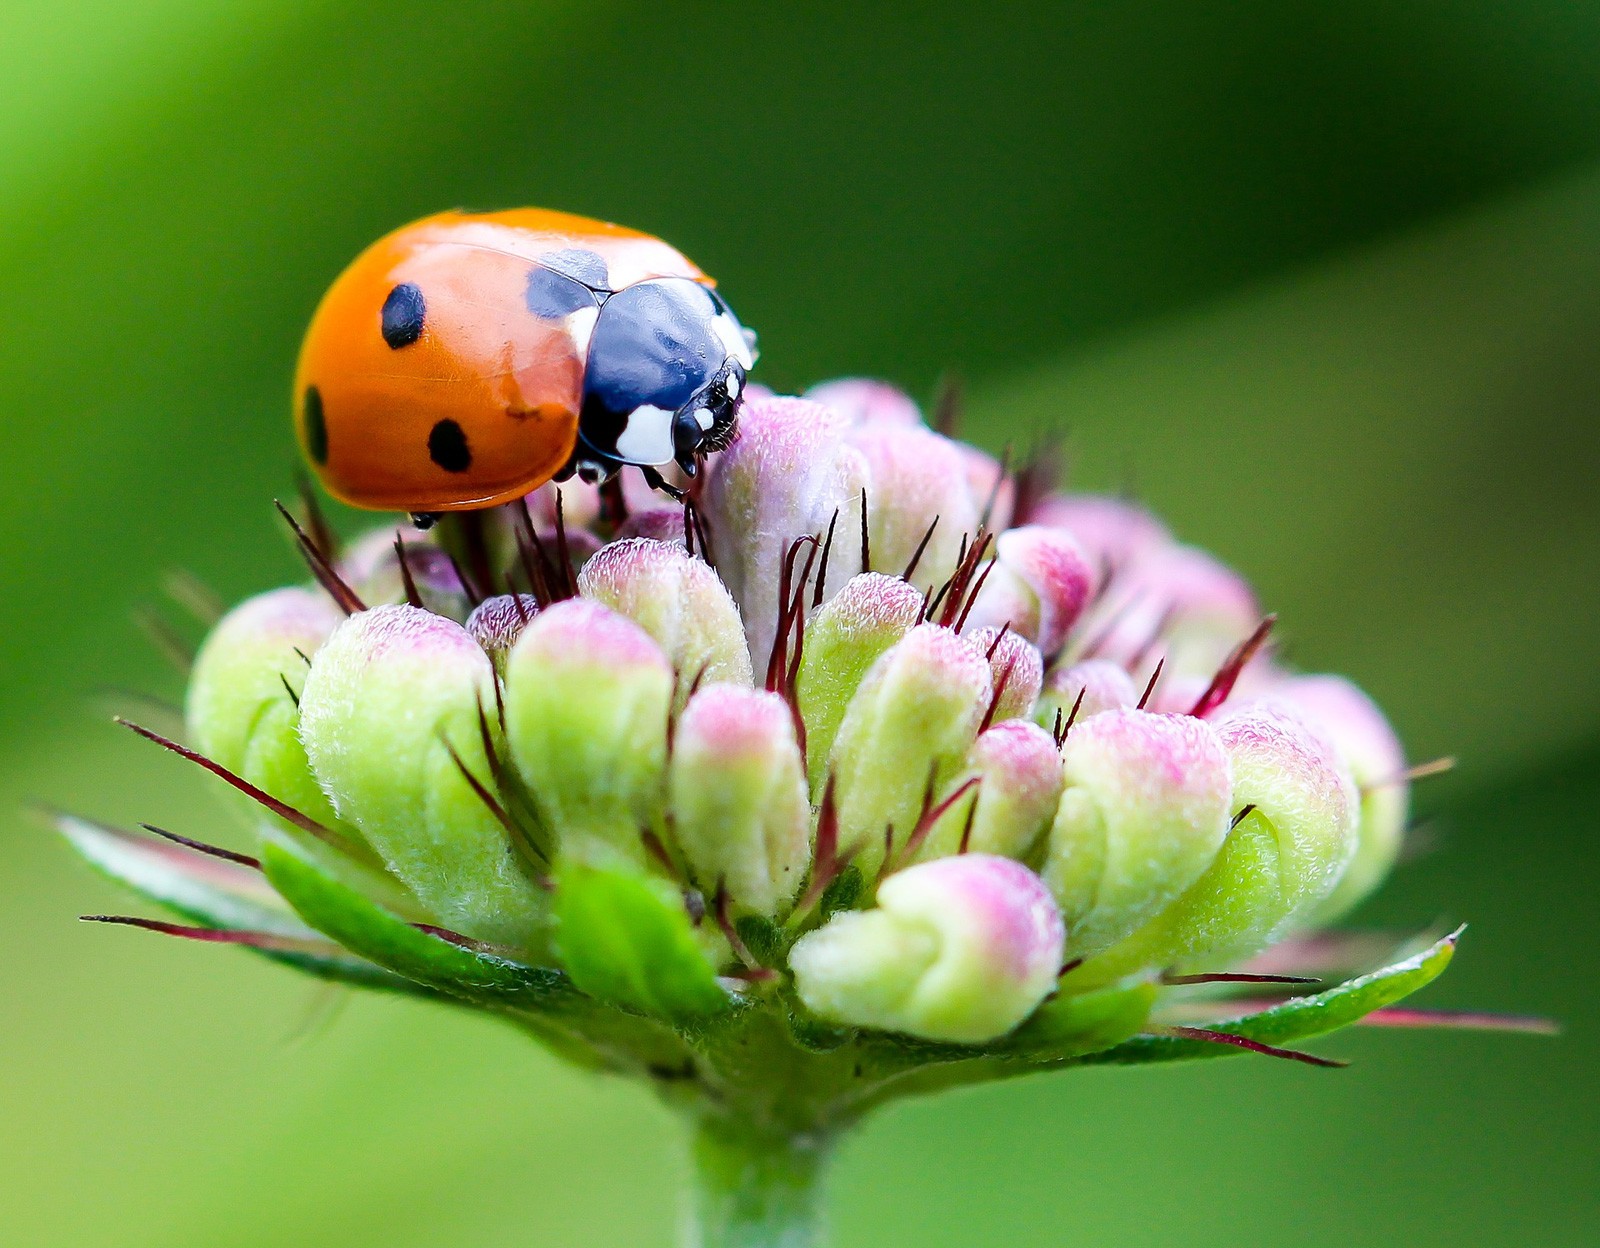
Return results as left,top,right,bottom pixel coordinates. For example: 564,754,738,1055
69,381,1494,1214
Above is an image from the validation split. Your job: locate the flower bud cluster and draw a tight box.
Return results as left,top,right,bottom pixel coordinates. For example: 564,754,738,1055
180,382,1412,1047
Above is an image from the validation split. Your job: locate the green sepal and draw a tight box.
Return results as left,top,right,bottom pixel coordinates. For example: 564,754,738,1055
735,914,786,966
1005,982,1159,1060
57,813,416,995
819,866,864,917
260,838,572,1011
553,860,731,1022
1085,926,1462,1066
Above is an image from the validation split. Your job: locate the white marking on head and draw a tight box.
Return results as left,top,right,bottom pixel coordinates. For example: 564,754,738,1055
694,407,714,431
614,404,677,465
725,373,741,400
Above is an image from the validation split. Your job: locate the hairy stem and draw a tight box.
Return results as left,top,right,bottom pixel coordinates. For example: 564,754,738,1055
684,1114,834,1248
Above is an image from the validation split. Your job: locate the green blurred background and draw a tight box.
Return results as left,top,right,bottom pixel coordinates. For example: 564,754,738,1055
2,2,1597,1244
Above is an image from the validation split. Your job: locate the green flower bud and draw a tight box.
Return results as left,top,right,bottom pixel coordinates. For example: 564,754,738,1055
795,572,926,791
576,537,752,691
790,853,1064,1043
298,605,547,950
1042,709,1232,961
669,686,811,917
917,720,1064,862
503,599,672,866
186,587,345,833
1072,704,1356,987
829,624,993,878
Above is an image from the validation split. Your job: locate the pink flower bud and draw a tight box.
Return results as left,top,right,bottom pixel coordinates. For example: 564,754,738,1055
1029,494,1169,570
577,537,752,690
464,594,539,675
1272,675,1408,921
847,424,976,592
961,525,1093,656
700,396,869,665
669,686,811,916
790,854,1064,1043
804,377,923,428
1044,709,1233,959
918,720,1064,861
1036,658,1139,733
964,626,1044,725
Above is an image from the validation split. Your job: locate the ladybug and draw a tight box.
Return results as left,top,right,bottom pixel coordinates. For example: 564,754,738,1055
293,208,755,518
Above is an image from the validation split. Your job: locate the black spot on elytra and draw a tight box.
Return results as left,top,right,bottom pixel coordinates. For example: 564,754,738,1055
428,419,472,473
381,283,426,348
525,266,599,319
303,386,328,464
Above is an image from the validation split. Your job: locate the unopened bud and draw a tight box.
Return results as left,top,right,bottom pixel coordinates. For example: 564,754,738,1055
669,686,811,917
918,720,1064,862
848,425,976,592
795,573,926,791
701,397,869,665
1034,658,1138,734
1275,676,1408,922
965,626,1044,725
961,525,1093,657
298,605,546,949
464,594,539,678
828,624,993,878
1073,704,1356,986
576,537,752,692
1043,710,1232,960
790,854,1064,1043
502,600,672,865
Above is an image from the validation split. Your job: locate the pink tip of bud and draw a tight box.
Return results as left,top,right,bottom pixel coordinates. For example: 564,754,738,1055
804,377,924,428
465,595,539,656
1030,494,1169,569
882,853,1064,992
962,526,1093,656
966,626,1044,724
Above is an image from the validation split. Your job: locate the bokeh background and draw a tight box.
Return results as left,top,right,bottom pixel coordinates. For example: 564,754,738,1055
3,3,1597,1244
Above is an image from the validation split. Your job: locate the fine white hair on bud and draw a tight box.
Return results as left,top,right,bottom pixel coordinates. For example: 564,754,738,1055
669,686,811,916
917,719,1065,862
803,377,924,428
701,396,868,666
847,424,977,593
502,599,673,867
960,525,1094,658
1035,658,1139,735
796,572,927,792
1270,676,1408,922
790,853,1064,1043
1072,702,1357,988
828,623,994,878
464,594,539,677
1043,709,1233,960
964,626,1045,725
576,537,753,692
298,605,547,949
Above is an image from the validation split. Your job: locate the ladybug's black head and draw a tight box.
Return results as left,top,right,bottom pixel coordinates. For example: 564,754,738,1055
572,277,756,482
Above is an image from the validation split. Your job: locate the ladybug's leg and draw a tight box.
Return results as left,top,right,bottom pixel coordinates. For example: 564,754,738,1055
638,465,686,502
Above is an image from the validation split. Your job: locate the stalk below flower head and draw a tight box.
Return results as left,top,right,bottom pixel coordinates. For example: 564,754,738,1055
66,377,1521,1248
